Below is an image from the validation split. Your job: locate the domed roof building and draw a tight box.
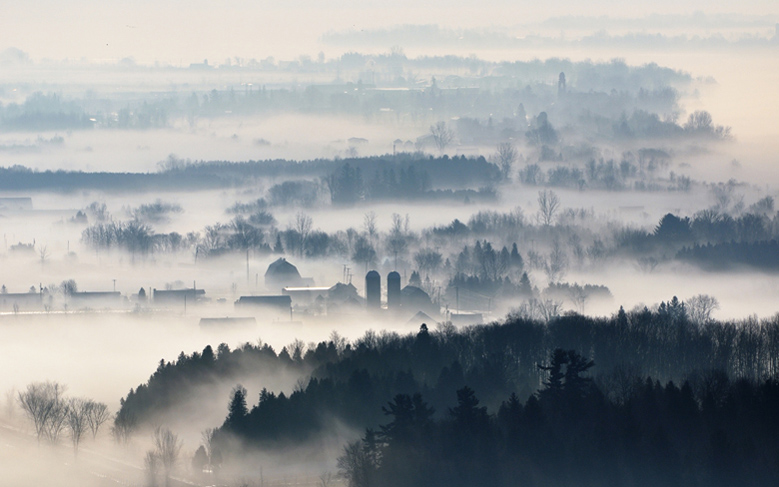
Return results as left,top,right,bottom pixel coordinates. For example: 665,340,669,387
264,258,303,290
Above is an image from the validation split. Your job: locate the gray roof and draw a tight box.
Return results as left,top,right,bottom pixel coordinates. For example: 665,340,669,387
265,258,301,278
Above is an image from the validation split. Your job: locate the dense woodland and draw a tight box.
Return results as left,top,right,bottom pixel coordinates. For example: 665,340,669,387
336,366,779,487
115,306,779,484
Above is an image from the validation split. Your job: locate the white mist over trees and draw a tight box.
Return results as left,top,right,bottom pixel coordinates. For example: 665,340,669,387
1,2,778,486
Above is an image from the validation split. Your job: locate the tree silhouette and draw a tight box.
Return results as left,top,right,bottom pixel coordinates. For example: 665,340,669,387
538,349,568,401
326,163,364,205
153,426,182,487
85,400,110,439
430,121,455,153
495,143,518,181
538,349,594,404
17,381,68,443
537,189,560,226
66,397,90,456
449,386,488,430
379,393,434,444
337,430,380,487
352,236,377,273
225,385,248,432
686,294,720,324
563,350,595,398
654,213,692,244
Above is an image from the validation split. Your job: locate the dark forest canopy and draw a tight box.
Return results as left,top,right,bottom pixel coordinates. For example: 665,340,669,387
116,307,779,450
336,367,779,487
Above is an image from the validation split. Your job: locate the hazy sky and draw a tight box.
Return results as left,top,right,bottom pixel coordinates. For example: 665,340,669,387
3,0,777,64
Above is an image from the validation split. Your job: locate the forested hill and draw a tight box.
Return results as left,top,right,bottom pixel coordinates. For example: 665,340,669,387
116,304,779,447
335,368,779,487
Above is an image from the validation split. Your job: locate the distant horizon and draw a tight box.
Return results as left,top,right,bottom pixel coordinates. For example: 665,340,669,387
4,3,778,64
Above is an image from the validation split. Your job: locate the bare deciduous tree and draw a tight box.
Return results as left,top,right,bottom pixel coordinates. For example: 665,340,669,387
294,212,313,256
145,450,161,487
390,213,410,235
537,299,563,322
86,201,110,223
153,426,182,487
352,236,377,273
112,409,137,445
338,440,378,487
201,224,225,254
567,284,589,314
66,397,90,456
17,381,68,443
363,211,377,245
537,189,560,226
430,121,454,153
386,213,409,269
414,248,443,277
545,239,568,284
201,428,215,468
60,279,78,296
495,143,518,181
45,398,69,444
294,212,313,241
86,400,110,439
686,294,720,324
510,298,562,323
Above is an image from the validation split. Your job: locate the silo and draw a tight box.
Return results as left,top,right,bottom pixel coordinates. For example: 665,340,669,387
366,270,381,309
387,271,401,310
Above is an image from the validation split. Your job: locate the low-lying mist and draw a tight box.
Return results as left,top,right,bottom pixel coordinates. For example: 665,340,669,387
0,114,422,173
1,9,779,483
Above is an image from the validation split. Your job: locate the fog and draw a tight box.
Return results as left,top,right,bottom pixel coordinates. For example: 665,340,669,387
2,2,779,485
4,1,777,63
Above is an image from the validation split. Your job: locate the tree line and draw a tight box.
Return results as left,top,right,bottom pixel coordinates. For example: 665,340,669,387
338,349,779,487
114,307,779,460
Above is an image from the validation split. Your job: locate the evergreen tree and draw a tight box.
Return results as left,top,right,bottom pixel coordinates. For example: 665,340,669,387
449,386,488,430
510,243,524,271
224,385,248,432
563,350,595,398
538,348,568,401
518,272,533,297
617,305,628,326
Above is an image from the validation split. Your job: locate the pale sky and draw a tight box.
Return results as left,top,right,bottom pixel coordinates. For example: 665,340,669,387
2,0,777,64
